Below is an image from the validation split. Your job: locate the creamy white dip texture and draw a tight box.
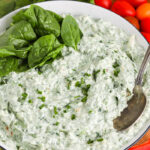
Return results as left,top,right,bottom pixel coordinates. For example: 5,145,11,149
0,16,150,150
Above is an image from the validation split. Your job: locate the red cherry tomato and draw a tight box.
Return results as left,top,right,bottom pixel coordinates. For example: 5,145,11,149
111,1,136,17
119,0,147,8
136,3,150,20
94,0,112,9
125,16,140,30
141,32,150,43
129,139,150,150
141,18,150,33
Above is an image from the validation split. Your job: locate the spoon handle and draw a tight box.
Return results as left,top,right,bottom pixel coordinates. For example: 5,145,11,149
136,44,150,85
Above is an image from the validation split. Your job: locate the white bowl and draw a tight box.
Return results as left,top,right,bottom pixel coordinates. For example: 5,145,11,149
0,1,149,150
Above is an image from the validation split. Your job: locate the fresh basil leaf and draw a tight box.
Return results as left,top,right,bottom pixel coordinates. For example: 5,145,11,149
38,44,64,67
24,5,60,37
28,34,56,68
61,15,82,50
0,20,36,49
0,57,20,77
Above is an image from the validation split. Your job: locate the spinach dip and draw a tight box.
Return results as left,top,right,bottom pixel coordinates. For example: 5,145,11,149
0,12,150,150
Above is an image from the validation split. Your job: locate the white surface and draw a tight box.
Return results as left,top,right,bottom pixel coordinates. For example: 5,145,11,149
0,1,149,150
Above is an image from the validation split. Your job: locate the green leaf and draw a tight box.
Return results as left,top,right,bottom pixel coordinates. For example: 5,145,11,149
0,0,15,18
84,73,91,77
61,15,82,50
23,5,37,27
92,69,100,81
103,69,106,74
12,9,27,23
0,57,20,77
21,92,28,101
14,0,48,10
75,81,81,87
90,0,95,4
97,138,103,142
53,121,59,126
13,46,32,59
15,60,29,73
39,104,46,109
113,60,120,68
0,46,16,58
81,84,91,96
53,38,63,49
38,44,64,67
0,20,36,49
47,10,63,23
13,4,63,24
24,5,60,37
87,139,94,144
114,68,120,77
15,0,32,9
81,96,87,103
0,45,32,59
28,99,33,104
38,96,46,102
28,34,56,68
78,0,95,4
71,114,76,120
54,106,58,115
115,96,119,106
36,89,42,94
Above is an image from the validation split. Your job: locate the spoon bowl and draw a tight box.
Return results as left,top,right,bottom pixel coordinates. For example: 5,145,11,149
113,45,150,131
113,85,146,131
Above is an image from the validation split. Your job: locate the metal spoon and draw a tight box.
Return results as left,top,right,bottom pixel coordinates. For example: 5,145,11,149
113,44,150,131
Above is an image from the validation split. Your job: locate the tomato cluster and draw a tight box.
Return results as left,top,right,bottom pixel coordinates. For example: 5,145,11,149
94,0,150,43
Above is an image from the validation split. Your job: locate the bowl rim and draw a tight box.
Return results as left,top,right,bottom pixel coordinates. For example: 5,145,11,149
0,1,149,150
